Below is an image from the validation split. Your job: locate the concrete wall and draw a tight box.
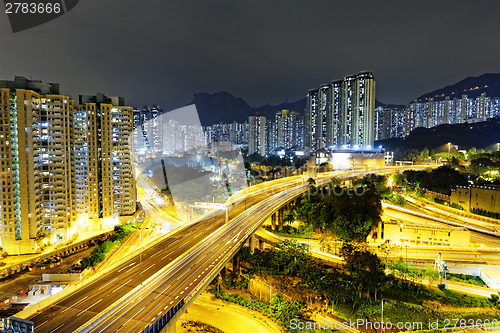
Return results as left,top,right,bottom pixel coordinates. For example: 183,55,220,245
451,186,500,214
42,268,90,282
380,221,470,246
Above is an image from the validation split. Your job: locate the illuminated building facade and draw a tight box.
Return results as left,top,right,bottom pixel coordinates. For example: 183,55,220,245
0,77,76,254
451,186,500,215
305,71,376,149
248,115,266,156
76,94,136,227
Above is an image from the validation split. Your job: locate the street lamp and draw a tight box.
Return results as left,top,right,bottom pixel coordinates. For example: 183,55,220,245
381,298,388,330
405,244,408,263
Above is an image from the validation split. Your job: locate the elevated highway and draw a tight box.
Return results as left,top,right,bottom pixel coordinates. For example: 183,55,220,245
73,167,425,333
23,166,427,332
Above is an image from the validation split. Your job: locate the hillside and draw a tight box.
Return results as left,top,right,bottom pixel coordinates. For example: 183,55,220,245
189,92,389,126
186,73,500,125
376,117,500,153
416,73,500,102
188,92,306,126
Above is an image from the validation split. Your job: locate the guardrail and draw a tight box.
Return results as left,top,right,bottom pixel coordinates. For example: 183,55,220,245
0,231,114,279
141,299,184,333
76,166,423,333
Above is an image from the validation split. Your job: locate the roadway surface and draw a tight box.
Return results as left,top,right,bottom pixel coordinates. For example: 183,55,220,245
176,292,284,333
78,184,308,332
28,167,425,332
30,170,321,332
31,195,265,332
77,168,418,332
384,205,500,248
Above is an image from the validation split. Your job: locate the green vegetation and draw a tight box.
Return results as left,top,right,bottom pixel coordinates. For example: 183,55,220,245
186,321,224,333
447,273,486,286
263,225,313,238
234,240,499,327
285,177,381,242
212,288,305,331
80,223,137,269
396,147,500,188
381,192,406,205
450,202,464,210
404,166,469,195
387,261,485,286
471,208,500,220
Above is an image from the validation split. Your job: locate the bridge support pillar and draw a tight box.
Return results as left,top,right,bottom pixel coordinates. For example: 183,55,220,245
271,213,276,230
258,238,263,250
232,254,240,276
278,208,283,231
250,234,256,253
220,267,227,280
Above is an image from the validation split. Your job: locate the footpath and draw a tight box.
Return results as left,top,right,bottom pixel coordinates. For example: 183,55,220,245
176,292,285,333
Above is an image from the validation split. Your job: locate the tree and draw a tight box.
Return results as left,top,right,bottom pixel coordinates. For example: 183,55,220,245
378,240,396,261
270,294,304,326
393,172,407,187
283,211,295,226
330,177,341,186
340,243,387,301
274,240,309,275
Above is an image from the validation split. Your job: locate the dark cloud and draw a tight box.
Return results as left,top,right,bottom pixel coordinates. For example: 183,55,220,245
1,0,500,110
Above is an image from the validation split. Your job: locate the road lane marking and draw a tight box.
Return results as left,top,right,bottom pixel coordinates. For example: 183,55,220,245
118,262,136,273
145,263,156,271
114,284,125,291
86,298,103,310
98,277,118,291
61,295,89,312
50,323,65,332
175,296,179,299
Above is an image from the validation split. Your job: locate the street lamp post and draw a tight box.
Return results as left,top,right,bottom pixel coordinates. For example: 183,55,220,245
381,298,388,331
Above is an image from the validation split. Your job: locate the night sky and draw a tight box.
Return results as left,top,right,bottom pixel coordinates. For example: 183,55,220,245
1,0,500,110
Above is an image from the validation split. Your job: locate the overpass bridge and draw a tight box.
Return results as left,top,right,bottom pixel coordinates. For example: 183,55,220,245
21,166,428,332
74,167,418,333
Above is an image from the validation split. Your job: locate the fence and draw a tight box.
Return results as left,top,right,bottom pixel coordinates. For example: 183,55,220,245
140,299,184,333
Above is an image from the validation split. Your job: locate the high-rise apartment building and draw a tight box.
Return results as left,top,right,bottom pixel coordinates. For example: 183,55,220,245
375,104,405,140
248,115,266,156
76,94,136,228
132,105,162,157
0,77,76,254
305,71,376,149
269,109,303,151
304,89,319,149
403,92,500,135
